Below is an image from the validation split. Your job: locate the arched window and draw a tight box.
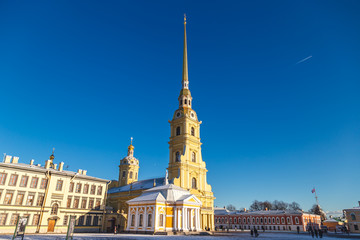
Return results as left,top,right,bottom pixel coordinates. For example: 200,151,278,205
135,172,137,180
295,217,299,224
122,171,126,178
276,217,280,224
264,217,267,224
131,215,135,226
234,218,237,223
256,217,259,224
51,203,58,215
129,171,133,178
191,127,195,136
185,99,187,104
260,218,263,223
192,177,197,189
287,217,291,224
272,217,275,224
147,214,152,227
139,214,143,227
281,217,285,224
351,213,356,220
192,152,196,162
176,127,180,136
175,152,180,162
159,214,164,227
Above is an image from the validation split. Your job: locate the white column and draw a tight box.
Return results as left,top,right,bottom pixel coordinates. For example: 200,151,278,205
144,207,147,230
190,208,193,231
178,208,181,230
182,207,186,231
135,207,139,230
174,207,177,231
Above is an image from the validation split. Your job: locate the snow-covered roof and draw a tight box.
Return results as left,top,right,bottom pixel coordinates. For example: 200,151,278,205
127,183,201,205
108,177,165,194
324,219,339,223
215,209,303,216
0,162,108,182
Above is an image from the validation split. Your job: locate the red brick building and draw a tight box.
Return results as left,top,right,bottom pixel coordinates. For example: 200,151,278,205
214,208,321,232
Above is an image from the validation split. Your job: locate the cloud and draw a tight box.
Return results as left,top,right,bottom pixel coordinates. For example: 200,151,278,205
296,55,312,64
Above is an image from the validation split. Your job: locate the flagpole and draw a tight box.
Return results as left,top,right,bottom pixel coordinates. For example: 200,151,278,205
314,188,319,206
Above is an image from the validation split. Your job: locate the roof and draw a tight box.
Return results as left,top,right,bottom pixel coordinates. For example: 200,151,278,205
215,209,304,216
108,177,165,194
0,162,108,182
127,183,201,205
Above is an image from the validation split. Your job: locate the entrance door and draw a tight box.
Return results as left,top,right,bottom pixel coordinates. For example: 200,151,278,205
48,220,56,232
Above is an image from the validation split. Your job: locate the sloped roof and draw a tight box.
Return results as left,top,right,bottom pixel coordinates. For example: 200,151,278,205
108,177,165,194
215,209,303,216
127,192,165,203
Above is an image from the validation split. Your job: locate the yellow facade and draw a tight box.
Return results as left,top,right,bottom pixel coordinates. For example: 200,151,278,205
118,141,139,187
167,15,215,230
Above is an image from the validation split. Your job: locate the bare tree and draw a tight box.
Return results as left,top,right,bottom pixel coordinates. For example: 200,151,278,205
227,204,236,211
250,200,262,211
288,202,302,211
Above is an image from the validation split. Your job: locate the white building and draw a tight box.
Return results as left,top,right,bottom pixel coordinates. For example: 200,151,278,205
126,183,202,233
0,153,108,233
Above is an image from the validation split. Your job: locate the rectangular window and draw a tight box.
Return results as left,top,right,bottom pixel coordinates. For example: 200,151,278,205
36,194,44,206
95,200,101,209
26,195,35,206
0,173,7,185
355,225,359,231
78,216,84,226
4,192,13,204
88,199,94,209
69,182,74,192
97,186,102,195
86,216,92,225
73,199,79,208
32,214,40,225
8,174,18,186
40,178,48,189
75,183,82,193
83,184,89,194
19,176,29,187
90,185,96,194
56,180,63,191
63,215,69,226
0,214,7,225
81,199,87,209
30,177,39,188
67,198,72,208
10,214,19,225
15,193,24,205
93,216,99,226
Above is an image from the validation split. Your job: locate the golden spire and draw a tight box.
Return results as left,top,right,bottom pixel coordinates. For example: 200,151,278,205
49,148,55,161
182,13,188,84
128,137,134,156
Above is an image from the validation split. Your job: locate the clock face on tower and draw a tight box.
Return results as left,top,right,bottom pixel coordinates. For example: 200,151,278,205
175,110,182,119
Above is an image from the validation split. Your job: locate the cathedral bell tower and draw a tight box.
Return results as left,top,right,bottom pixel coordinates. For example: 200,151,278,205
118,138,139,187
167,15,215,230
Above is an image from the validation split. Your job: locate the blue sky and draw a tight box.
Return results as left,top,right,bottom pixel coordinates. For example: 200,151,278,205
0,1,359,214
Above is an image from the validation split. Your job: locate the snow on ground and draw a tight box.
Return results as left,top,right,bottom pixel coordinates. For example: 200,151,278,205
0,232,358,240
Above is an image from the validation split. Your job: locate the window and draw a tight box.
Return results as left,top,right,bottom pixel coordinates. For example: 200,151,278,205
256,218,259,224
75,183,82,193
191,127,195,136
355,225,359,231
40,178,48,189
176,152,180,162
281,217,285,224
30,177,39,188
148,214,152,227
234,218,237,223
135,172,138,179
51,204,58,215
81,199,87,209
129,171,133,178
139,214,143,227
63,216,69,226
56,180,63,191
20,176,29,187
87,199,93,209
73,199,79,208
32,214,40,225
252,218,255,224
268,217,271,224
97,186,103,195
192,177,197,189
67,198,72,208
78,216,84,226
93,216,99,226
192,152,196,162
9,174,18,186
0,173,7,185
131,215,135,226
69,182,74,192
0,214,7,225
176,127,180,136
272,217,275,224
86,216,92,226
287,217,291,224
83,184,89,194
15,193,24,205
10,214,19,225
260,218,263,224
351,213,356,220
159,214,164,227
4,192,13,204
26,195,34,206
184,99,187,104
95,199,101,209
295,217,299,224
276,217,280,224
264,218,267,224
90,185,96,194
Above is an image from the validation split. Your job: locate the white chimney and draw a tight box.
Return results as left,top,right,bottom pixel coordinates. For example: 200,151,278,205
53,164,57,170
12,156,19,164
77,169,82,174
4,155,12,163
58,162,64,171
45,160,51,169
30,159,34,165
37,164,41,167
82,170,87,175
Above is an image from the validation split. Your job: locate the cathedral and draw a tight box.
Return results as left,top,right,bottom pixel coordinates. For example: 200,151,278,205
106,16,215,233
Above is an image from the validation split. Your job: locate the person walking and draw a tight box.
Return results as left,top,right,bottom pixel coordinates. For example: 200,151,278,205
254,228,259,238
315,229,318,238
297,226,300,234
250,229,254,237
319,229,323,238
311,229,315,238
